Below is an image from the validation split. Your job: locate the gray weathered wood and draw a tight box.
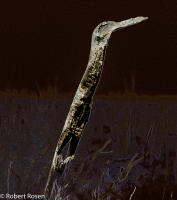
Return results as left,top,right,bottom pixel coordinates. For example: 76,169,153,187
44,16,148,199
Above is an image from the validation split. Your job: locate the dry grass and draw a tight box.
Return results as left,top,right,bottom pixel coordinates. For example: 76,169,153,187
0,86,71,99
45,139,143,200
6,137,177,200
6,139,142,200
1,86,177,102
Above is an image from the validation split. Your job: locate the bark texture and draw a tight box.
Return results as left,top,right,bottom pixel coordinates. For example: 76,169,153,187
44,16,148,199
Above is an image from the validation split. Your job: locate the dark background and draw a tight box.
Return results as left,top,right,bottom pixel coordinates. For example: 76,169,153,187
0,0,176,95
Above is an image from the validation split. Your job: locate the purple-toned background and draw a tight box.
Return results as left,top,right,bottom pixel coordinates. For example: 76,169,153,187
0,95,177,199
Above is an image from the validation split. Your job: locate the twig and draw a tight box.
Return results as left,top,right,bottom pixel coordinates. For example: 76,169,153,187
78,139,111,179
109,153,143,190
129,186,136,200
101,154,143,199
100,151,113,154
143,123,155,162
69,139,111,183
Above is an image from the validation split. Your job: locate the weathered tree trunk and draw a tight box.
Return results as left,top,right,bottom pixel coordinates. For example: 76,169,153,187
44,16,148,199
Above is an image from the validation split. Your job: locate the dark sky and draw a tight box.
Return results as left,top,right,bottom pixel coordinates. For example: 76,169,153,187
0,0,176,95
